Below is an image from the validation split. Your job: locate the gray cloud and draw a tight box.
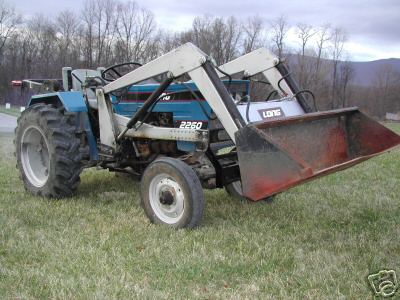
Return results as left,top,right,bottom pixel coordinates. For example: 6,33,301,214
142,0,400,44
10,0,400,60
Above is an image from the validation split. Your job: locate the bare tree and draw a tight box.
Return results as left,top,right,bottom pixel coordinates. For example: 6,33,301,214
81,0,119,67
329,27,347,108
178,15,242,65
130,6,157,62
81,0,96,67
314,23,330,79
93,0,117,66
242,16,264,54
0,0,21,60
56,10,81,67
270,15,288,58
295,23,316,87
296,23,315,57
221,16,242,63
337,60,354,107
372,64,400,116
26,15,58,77
115,1,137,62
191,15,213,55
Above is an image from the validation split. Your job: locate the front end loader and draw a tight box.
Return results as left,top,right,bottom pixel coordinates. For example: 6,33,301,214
14,43,400,228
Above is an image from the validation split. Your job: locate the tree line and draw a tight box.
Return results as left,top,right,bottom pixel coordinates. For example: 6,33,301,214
0,0,399,117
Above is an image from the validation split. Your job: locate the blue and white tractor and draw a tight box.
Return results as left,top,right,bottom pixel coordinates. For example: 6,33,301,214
14,43,400,228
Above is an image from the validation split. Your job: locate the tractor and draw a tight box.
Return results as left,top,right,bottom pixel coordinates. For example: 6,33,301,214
14,43,400,228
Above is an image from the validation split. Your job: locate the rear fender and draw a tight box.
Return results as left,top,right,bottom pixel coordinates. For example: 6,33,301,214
28,91,88,112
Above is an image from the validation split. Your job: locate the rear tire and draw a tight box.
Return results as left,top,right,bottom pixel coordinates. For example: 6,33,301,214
15,104,87,198
140,157,204,228
225,180,275,203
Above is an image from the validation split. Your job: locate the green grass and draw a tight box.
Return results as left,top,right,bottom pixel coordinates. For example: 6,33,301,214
0,105,21,117
1,125,400,299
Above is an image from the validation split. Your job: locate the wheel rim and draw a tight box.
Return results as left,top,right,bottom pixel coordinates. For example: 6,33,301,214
149,174,185,224
20,125,50,187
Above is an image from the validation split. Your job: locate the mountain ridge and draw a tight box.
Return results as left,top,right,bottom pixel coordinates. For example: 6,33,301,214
287,55,400,86
349,58,400,86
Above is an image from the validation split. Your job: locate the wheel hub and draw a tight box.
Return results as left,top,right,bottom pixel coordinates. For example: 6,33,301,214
149,174,185,224
159,190,175,205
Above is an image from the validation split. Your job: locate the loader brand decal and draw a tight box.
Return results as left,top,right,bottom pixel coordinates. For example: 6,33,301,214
176,121,208,130
258,107,285,120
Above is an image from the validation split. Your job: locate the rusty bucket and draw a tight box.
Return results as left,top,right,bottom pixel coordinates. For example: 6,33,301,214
235,107,400,201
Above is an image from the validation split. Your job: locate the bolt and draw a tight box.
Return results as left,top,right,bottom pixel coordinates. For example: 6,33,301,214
159,190,174,205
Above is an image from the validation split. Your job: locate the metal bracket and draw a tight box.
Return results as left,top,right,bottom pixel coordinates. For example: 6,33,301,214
114,114,209,143
97,88,117,147
217,48,294,98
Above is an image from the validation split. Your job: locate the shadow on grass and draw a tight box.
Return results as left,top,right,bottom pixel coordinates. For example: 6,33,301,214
77,169,141,200
74,167,277,226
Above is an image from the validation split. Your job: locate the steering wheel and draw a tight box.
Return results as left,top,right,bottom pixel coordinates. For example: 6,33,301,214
101,62,143,82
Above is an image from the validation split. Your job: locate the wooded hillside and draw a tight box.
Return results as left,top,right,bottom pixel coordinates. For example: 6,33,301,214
1,0,399,118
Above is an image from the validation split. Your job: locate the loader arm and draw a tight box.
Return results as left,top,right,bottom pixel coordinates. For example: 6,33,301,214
218,47,314,113
101,43,244,145
218,48,291,95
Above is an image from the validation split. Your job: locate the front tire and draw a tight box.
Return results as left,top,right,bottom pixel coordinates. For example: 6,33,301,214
15,104,87,198
140,157,204,228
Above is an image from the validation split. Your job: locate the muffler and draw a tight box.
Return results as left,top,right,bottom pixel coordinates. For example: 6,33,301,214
235,107,400,201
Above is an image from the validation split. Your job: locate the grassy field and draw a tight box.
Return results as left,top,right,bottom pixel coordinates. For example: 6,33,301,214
1,125,400,299
0,105,22,117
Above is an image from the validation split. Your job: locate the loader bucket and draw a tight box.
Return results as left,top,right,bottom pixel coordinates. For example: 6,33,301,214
235,107,400,201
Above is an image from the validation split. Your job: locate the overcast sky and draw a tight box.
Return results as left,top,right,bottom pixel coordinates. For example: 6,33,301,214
10,0,400,61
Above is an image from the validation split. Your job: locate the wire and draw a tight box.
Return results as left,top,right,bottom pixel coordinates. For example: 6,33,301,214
214,65,233,93
242,73,272,86
101,62,143,82
266,90,278,101
243,95,252,123
242,74,273,119
214,65,232,82
248,78,271,85
293,90,318,111
277,72,291,95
